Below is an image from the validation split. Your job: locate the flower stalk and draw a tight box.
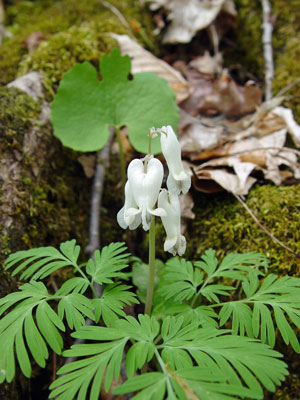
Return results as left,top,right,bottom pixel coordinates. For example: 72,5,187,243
145,217,156,315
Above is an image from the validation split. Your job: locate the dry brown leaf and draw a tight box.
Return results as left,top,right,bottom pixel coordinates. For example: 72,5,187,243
77,154,96,178
179,192,195,220
189,51,223,75
149,0,229,43
193,168,256,195
110,33,191,103
180,68,262,117
24,31,46,52
273,106,300,146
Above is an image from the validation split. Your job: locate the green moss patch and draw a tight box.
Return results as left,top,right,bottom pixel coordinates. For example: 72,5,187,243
186,184,300,275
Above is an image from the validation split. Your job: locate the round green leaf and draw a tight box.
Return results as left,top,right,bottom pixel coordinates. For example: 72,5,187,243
51,62,110,152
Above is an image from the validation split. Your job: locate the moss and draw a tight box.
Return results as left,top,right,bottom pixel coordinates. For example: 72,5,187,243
0,87,90,264
226,0,300,120
225,0,264,80
185,184,300,275
272,0,300,119
0,86,41,147
0,0,155,86
18,23,119,88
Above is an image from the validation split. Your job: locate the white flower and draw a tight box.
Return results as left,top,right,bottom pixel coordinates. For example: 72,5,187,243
117,157,167,231
158,189,186,256
117,181,141,230
159,125,191,195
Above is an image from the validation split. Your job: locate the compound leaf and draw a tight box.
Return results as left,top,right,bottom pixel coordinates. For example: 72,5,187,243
0,282,65,382
93,283,138,326
4,239,83,281
86,242,129,285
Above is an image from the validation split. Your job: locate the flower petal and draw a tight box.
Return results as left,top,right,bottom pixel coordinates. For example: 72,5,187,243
128,157,164,231
157,189,186,256
159,125,191,195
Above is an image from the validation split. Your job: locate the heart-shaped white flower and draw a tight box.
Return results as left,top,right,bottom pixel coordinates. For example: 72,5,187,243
117,157,167,231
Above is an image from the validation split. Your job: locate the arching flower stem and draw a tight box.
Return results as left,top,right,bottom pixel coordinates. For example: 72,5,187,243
145,217,156,315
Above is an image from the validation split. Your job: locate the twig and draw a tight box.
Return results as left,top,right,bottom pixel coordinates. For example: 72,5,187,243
85,129,114,258
233,193,300,258
275,77,300,98
261,0,274,101
57,131,114,386
99,0,132,32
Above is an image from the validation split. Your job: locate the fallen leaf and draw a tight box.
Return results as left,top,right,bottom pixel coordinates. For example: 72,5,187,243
193,167,257,195
273,106,300,146
180,68,262,117
110,33,191,103
180,192,195,219
77,154,96,178
24,31,46,52
189,51,223,75
149,0,227,43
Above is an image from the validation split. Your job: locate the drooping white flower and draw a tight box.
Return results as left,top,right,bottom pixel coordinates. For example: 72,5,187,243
117,181,141,230
157,189,186,256
117,157,167,231
159,125,191,195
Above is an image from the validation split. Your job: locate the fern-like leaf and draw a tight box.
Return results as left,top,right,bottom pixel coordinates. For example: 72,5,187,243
157,258,203,302
4,239,81,281
159,316,288,397
93,283,139,326
0,281,65,382
219,272,300,351
49,315,159,400
58,293,95,330
86,242,130,285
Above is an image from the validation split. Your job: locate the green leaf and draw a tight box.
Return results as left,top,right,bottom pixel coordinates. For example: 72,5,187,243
113,373,166,400
159,317,288,396
219,302,253,337
49,315,159,399
4,239,83,281
56,277,89,296
153,300,218,328
51,48,179,154
157,257,202,302
132,259,164,302
0,282,65,382
86,242,129,285
93,283,138,326
58,293,95,330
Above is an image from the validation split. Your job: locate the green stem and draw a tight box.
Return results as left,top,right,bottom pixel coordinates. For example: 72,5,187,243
145,217,156,315
115,126,126,195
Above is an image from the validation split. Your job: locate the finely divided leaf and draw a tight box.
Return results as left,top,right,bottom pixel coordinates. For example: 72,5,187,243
157,257,203,302
49,315,159,399
93,283,138,326
160,317,288,397
58,293,95,330
86,242,129,285
4,239,83,281
0,282,65,382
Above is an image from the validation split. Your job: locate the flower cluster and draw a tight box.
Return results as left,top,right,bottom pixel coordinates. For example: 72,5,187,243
117,125,191,256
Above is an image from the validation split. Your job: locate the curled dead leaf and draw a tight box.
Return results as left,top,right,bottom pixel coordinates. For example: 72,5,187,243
110,33,191,103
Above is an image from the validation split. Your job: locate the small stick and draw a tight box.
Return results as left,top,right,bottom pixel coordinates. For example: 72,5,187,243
261,0,274,101
233,193,300,258
85,129,114,259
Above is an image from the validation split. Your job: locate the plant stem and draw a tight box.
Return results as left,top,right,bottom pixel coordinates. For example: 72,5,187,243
145,217,156,315
115,126,126,196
